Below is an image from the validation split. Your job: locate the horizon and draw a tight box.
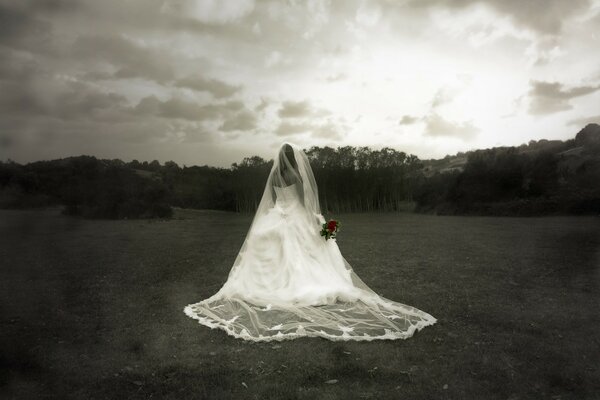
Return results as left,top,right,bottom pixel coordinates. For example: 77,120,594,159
5,121,595,169
1,1,599,168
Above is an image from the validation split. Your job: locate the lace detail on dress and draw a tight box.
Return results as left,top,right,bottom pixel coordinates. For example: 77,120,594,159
184,297,436,342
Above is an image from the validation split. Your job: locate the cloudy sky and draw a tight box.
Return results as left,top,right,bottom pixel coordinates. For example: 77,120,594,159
1,0,599,167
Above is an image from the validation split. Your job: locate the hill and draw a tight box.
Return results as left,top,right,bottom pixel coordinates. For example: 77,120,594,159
414,124,600,216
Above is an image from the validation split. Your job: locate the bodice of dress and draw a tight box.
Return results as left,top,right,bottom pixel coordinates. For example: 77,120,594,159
274,183,300,209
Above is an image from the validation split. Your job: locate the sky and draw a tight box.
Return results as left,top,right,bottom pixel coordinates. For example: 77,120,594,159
1,0,599,167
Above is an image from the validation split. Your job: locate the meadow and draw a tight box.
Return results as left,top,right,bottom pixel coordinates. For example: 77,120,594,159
1,208,599,399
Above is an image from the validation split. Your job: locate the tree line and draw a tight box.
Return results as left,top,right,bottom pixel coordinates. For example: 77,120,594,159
1,124,599,218
0,156,173,218
415,124,600,215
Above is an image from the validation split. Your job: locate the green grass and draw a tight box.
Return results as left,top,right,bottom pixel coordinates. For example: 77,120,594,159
1,208,599,399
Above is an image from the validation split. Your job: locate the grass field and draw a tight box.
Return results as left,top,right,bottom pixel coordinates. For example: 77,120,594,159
1,208,599,399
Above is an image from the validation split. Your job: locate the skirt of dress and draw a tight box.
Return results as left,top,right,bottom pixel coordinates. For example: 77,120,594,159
184,197,436,341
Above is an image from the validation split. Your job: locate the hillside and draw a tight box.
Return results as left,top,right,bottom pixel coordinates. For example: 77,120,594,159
414,124,600,216
422,124,600,177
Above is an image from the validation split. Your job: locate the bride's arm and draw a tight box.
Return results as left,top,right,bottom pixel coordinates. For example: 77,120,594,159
315,212,326,224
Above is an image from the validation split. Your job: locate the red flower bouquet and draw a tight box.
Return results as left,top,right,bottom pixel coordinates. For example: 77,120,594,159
320,219,340,240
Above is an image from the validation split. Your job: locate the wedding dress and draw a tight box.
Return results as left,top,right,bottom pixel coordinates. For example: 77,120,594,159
184,142,436,341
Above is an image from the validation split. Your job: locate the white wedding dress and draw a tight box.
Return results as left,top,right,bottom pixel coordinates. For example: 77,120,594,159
184,143,436,341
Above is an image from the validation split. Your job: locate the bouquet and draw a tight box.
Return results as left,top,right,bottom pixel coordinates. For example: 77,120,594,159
320,219,340,240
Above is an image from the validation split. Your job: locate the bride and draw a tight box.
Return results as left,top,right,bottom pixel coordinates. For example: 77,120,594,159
184,142,436,341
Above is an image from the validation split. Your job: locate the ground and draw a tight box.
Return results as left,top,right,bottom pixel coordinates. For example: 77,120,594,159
1,208,599,399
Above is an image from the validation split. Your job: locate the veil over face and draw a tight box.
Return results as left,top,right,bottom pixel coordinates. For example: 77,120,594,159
184,142,436,342
253,142,322,226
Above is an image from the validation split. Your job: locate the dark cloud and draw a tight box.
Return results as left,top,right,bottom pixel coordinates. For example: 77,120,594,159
0,83,46,118
13,0,81,13
0,4,38,43
528,80,600,115
54,82,129,120
0,68,44,117
175,76,241,98
275,99,340,139
408,0,591,34
0,3,56,54
154,98,210,121
278,100,331,119
275,120,344,140
0,62,128,121
134,96,244,121
0,50,43,82
278,101,312,118
399,115,420,125
401,87,477,140
254,97,269,113
220,109,257,132
160,0,255,25
486,0,590,34
133,96,161,116
423,113,479,140
182,128,214,144
275,121,310,136
72,34,175,83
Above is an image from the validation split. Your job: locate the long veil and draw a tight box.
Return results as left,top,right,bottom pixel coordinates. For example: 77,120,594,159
232,142,324,251
184,142,436,341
